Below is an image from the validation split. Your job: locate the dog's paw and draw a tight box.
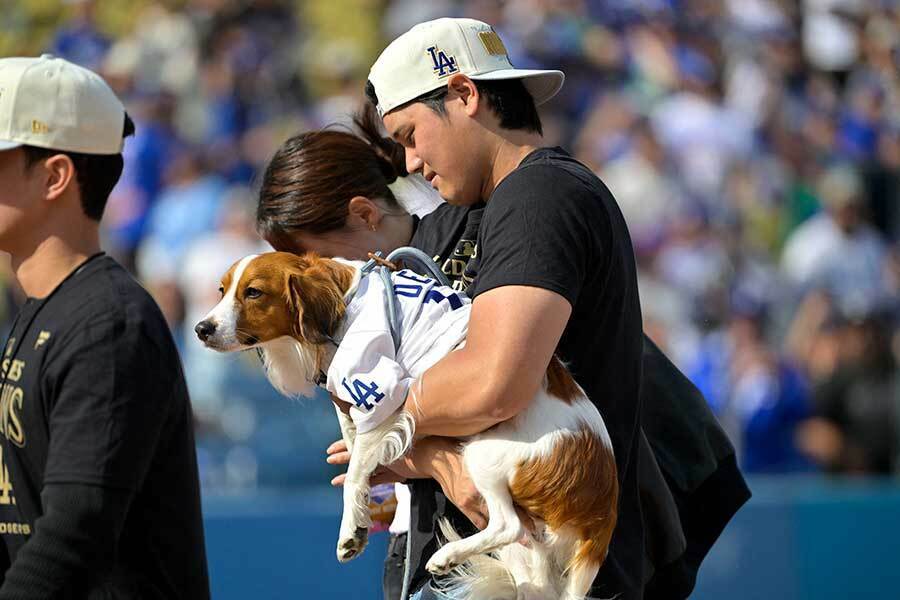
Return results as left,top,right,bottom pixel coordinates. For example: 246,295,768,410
425,547,460,575
336,527,368,563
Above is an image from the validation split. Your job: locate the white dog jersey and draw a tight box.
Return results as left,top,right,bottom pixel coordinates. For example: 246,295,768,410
326,269,471,433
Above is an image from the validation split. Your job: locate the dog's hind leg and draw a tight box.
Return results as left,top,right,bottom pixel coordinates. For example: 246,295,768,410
426,464,526,575
498,540,561,600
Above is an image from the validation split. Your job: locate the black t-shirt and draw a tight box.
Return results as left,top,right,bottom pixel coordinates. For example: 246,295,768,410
412,147,646,598
415,202,484,293
408,148,750,599
0,254,209,598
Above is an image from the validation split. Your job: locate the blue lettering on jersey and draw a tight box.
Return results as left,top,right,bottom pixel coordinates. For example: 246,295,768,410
393,283,423,298
341,378,386,411
426,46,458,78
393,271,464,310
424,289,463,310
397,270,433,285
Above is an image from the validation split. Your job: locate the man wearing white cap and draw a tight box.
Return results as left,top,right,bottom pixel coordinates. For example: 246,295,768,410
356,17,749,600
0,55,209,598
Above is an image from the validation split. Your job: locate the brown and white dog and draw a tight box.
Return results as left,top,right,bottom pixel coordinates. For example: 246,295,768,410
196,251,618,600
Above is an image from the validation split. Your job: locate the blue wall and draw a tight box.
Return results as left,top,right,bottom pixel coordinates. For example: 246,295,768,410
204,488,389,598
203,478,900,599
692,477,900,600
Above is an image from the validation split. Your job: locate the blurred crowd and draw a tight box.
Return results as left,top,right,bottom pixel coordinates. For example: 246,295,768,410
1,0,899,489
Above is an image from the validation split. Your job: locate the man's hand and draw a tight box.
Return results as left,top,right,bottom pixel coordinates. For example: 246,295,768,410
326,439,409,486
426,439,489,530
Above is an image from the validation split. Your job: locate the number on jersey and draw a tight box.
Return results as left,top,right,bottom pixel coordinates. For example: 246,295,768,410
0,446,14,505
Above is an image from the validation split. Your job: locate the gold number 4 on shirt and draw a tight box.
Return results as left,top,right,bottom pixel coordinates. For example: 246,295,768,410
0,445,14,505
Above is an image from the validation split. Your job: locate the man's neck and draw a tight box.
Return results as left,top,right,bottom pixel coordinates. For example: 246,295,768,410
483,131,545,201
14,234,101,299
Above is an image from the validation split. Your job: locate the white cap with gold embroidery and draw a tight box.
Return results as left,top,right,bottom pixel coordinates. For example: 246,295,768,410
0,54,126,155
368,18,565,117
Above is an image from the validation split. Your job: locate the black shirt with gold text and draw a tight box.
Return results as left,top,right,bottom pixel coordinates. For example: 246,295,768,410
0,255,209,598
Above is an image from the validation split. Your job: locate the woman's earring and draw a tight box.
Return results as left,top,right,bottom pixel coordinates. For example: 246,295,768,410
370,224,377,232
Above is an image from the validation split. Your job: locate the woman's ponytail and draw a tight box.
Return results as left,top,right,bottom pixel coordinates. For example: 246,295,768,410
354,102,408,182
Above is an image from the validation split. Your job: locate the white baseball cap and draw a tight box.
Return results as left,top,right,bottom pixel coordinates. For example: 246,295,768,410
0,54,127,155
368,18,565,117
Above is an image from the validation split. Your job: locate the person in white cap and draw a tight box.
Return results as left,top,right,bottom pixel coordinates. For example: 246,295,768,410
0,55,209,598
349,17,749,600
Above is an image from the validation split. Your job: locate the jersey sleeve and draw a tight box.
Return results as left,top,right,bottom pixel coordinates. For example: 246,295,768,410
41,308,176,491
471,164,609,307
326,279,414,434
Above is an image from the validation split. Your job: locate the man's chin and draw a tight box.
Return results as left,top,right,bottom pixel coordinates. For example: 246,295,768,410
443,194,480,207
437,183,484,206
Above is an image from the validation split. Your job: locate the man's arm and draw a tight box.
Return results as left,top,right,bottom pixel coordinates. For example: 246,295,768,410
407,284,571,437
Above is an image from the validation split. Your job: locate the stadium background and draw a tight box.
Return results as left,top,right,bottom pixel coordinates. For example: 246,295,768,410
2,0,900,597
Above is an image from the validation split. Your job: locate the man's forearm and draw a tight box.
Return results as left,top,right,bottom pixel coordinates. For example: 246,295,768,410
0,483,131,599
391,436,461,480
403,287,571,437
405,348,524,438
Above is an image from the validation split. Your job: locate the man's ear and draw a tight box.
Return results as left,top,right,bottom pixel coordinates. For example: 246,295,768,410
446,74,479,117
42,154,77,202
348,196,382,230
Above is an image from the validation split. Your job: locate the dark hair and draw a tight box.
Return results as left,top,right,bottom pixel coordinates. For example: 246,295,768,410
365,77,543,135
257,103,408,252
22,113,136,221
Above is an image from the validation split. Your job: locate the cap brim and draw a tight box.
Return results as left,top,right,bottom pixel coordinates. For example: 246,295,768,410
470,69,565,106
0,140,21,152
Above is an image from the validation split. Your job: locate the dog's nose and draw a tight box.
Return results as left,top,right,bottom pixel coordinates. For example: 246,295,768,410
195,320,216,341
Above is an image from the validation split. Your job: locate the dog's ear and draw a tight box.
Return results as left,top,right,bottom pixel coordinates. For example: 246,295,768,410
286,256,350,343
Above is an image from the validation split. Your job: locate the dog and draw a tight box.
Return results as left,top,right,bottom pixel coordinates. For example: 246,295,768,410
195,251,618,600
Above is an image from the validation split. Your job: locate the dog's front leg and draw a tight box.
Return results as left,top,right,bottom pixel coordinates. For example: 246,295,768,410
333,400,357,453
336,411,416,563
336,429,381,562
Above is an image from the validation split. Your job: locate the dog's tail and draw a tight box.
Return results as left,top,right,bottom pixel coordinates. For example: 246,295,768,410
561,540,603,600
431,518,518,600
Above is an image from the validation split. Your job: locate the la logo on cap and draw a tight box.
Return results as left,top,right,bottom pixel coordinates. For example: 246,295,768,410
426,46,458,78
368,18,565,117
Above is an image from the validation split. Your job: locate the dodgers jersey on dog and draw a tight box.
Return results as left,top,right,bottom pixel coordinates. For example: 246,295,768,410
327,269,470,433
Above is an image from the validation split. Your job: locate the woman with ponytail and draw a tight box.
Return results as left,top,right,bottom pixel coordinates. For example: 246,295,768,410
257,105,444,260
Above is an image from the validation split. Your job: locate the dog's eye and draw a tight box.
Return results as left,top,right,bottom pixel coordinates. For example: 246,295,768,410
244,287,263,300
218,286,224,298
